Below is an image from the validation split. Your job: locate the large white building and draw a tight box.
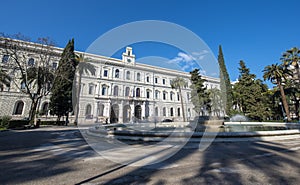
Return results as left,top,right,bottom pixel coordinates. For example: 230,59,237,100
0,38,221,124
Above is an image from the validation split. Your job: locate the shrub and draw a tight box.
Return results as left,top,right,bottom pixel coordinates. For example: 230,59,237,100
0,116,12,128
40,120,66,126
8,120,30,129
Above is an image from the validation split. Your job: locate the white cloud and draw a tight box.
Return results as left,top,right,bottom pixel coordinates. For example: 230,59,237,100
167,50,209,72
177,52,195,62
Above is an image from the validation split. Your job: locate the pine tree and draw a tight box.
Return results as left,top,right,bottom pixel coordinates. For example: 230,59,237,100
218,45,233,116
50,39,78,123
234,61,271,121
190,69,211,116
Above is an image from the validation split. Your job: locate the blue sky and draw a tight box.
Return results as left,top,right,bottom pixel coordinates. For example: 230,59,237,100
1,0,299,84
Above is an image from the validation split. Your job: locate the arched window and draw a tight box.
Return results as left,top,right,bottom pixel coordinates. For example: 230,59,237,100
155,90,160,99
177,108,181,116
146,90,150,99
136,88,140,97
41,102,49,115
28,58,35,66
115,69,119,78
163,107,166,116
20,81,26,90
170,107,174,116
155,107,159,116
13,101,24,115
163,91,167,100
125,87,130,96
136,73,141,81
113,85,119,96
126,71,130,80
146,76,150,82
101,85,107,96
170,92,174,101
98,104,104,116
88,84,94,95
85,104,92,119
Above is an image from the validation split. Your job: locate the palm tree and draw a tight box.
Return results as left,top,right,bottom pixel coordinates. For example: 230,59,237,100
281,47,300,84
171,77,187,122
263,63,292,121
281,47,300,120
74,54,96,124
0,67,11,91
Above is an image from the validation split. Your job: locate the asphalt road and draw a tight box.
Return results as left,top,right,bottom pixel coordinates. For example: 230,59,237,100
0,126,300,185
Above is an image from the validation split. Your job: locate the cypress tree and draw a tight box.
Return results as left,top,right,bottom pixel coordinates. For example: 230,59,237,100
218,45,233,116
50,39,78,123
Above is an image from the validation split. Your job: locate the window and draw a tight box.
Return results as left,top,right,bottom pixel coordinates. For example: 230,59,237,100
155,107,159,116
52,62,58,70
13,101,24,115
41,102,49,115
113,86,119,96
98,104,104,116
125,87,130,96
137,73,141,81
177,93,180,101
2,55,9,63
21,81,26,90
155,77,158,83
28,58,35,66
163,107,166,116
103,70,108,77
170,92,174,101
85,104,92,119
170,107,174,116
88,84,94,95
115,69,119,78
177,108,180,116
162,79,166,85
187,92,190,100
155,90,160,99
146,90,150,99
146,76,150,82
163,91,166,100
136,88,140,97
101,86,107,95
126,71,130,80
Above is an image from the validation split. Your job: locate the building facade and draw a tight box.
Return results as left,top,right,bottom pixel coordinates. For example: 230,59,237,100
0,38,221,124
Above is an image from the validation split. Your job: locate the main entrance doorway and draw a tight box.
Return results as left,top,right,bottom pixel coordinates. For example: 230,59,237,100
123,105,131,123
110,104,119,123
134,105,142,120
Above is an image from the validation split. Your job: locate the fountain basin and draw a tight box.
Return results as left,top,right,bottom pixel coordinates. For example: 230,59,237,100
87,122,300,142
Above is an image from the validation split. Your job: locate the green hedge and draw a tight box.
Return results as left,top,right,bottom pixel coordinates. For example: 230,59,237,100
40,120,66,126
8,120,30,129
0,116,12,128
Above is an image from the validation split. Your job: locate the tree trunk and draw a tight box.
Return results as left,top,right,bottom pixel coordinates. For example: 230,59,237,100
74,73,82,124
278,84,291,121
179,87,186,122
29,98,38,124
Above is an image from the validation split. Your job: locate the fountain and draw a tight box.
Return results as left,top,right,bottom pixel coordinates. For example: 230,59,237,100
87,115,300,143
230,114,248,122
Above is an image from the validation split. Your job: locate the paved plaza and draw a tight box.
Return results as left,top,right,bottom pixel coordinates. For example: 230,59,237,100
0,126,300,185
